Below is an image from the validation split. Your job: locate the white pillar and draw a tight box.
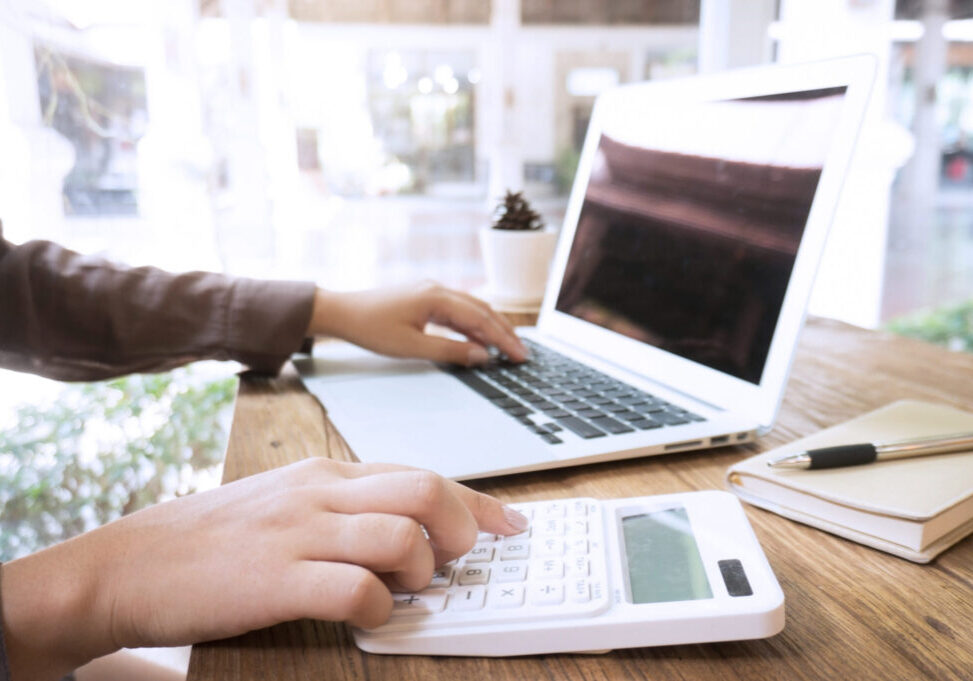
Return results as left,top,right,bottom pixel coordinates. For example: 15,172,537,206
137,0,222,271
698,0,776,73
216,0,273,271
897,0,948,212
0,8,74,243
776,0,911,329
485,0,523,203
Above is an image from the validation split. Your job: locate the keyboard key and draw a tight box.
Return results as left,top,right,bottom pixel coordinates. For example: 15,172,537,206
655,412,690,426
630,418,663,430
556,416,607,439
504,406,533,417
540,432,563,444
589,416,635,434
544,408,572,419
577,407,608,419
448,371,505,399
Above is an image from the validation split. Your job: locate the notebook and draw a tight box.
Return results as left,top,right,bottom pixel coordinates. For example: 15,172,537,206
295,56,876,480
726,400,973,563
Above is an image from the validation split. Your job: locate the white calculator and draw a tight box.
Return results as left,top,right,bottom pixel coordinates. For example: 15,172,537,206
352,490,784,656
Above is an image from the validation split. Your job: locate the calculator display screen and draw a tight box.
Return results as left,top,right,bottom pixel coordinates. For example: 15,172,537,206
622,507,713,604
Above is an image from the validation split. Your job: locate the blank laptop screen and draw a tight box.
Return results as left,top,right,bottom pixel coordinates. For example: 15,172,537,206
554,87,848,385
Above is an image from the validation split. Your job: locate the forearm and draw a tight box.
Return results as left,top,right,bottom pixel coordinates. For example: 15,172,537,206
0,233,316,380
1,538,115,681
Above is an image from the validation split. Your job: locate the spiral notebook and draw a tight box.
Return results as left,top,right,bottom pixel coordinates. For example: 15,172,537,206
726,400,973,563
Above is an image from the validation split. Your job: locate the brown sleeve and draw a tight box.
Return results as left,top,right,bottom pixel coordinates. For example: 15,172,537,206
0,227,316,381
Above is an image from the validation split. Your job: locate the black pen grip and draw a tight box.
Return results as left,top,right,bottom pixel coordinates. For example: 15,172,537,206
807,444,878,469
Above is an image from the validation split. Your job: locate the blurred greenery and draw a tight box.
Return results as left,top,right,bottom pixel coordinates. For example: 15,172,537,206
885,298,973,353
0,367,236,562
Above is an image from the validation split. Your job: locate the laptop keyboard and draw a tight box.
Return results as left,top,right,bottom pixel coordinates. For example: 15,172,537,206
442,338,705,445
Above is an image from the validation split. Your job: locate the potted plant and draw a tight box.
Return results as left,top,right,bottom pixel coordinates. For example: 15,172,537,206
479,190,558,308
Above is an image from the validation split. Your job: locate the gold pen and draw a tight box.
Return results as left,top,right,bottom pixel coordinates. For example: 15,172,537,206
767,431,973,470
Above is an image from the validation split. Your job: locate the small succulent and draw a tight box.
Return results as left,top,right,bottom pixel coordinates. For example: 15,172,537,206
492,190,544,231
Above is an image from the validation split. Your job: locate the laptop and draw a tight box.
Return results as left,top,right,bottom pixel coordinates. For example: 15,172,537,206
295,55,876,481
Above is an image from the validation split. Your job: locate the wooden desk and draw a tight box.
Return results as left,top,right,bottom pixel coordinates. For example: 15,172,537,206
187,318,973,681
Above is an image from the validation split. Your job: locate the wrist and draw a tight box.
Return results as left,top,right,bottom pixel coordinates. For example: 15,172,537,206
307,288,351,339
2,535,118,680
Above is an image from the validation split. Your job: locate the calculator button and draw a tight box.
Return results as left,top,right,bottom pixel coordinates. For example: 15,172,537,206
477,531,498,542
449,587,486,611
505,528,531,540
537,518,566,536
465,544,495,563
539,502,566,518
509,505,534,520
569,500,589,517
488,585,525,609
528,582,565,606
531,558,565,580
494,562,528,582
567,538,589,555
458,566,490,585
536,537,566,556
429,566,454,589
499,541,530,560
566,555,590,577
390,590,447,617
569,579,591,603
567,519,588,535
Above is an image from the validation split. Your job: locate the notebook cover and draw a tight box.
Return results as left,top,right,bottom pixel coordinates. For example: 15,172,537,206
726,400,973,562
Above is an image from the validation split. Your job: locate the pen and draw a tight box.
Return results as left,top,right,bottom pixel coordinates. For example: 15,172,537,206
767,431,973,470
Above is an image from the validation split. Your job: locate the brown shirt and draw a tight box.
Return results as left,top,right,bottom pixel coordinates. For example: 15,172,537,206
0,221,316,380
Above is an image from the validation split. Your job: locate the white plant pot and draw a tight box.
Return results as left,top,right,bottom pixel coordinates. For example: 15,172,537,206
479,227,559,306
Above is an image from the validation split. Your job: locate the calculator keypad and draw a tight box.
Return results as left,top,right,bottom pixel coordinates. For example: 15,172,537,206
383,498,609,630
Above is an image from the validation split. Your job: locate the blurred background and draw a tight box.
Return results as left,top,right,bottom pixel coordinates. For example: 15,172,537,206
1,3,972,668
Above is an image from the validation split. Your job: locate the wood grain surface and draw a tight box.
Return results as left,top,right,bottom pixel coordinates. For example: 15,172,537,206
187,318,973,681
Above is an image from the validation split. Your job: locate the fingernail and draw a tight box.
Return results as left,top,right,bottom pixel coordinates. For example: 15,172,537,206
468,346,489,364
503,505,530,532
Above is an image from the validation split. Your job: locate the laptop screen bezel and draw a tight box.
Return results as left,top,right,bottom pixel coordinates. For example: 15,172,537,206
535,55,876,429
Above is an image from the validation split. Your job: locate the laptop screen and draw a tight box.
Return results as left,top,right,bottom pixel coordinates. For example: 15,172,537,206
553,87,848,385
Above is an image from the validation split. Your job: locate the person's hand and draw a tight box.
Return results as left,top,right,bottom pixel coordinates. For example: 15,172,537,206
1,458,529,681
306,282,529,365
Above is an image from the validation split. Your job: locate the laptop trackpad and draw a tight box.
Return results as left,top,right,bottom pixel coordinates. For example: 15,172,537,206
298,360,554,479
